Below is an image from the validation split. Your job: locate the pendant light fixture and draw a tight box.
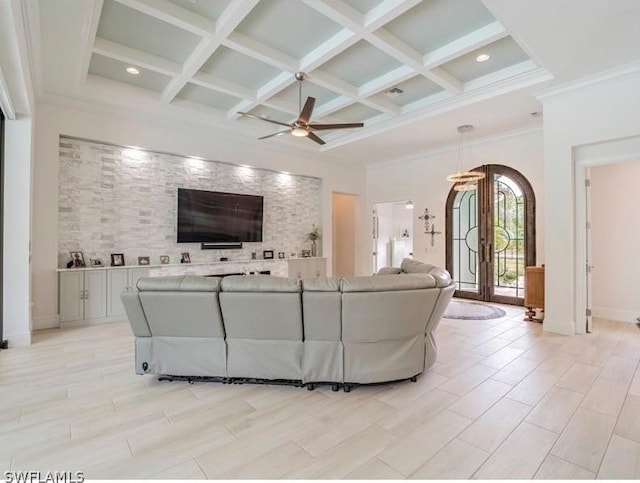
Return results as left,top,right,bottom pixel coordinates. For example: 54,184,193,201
446,124,484,186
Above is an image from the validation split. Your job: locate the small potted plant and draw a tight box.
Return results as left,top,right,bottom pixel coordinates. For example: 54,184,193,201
306,224,321,257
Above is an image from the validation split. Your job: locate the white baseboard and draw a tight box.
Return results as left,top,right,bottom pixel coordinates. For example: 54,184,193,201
6,332,32,347
32,314,60,330
60,316,127,329
593,306,639,324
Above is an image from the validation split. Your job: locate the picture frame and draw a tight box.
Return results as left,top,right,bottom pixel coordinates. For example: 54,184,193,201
301,250,311,258
159,255,170,265
263,250,274,260
111,253,125,266
181,252,191,263
278,252,285,259
90,258,103,267
70,251,86,268
138,256,150,266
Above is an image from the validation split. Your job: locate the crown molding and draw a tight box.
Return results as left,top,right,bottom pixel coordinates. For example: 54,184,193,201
0,64,16,119
367,125,543,171
536,61,640,101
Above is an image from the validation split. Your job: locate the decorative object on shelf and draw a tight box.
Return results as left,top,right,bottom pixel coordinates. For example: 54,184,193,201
66,261,73,268
251,252,257,260
180,252,191,263
263,250,274,260
301,249,311,258
110,253,125,267
306,224,321,257
90,258,103,267
446,125,484,188
138,256,150,266
289,252,297,258
278,252,285,259
70,251,86,268
159,255,170,264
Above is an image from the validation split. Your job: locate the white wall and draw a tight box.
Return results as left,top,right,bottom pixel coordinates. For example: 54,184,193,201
3,115,33,345
541,67,640,335
32,102,366,330
590,160,640,323
366,128,545,274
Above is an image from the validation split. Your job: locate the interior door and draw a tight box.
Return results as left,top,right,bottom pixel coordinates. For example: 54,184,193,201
447,165,536,305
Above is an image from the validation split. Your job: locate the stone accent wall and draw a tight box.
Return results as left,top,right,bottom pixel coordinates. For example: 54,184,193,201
58,137,322,268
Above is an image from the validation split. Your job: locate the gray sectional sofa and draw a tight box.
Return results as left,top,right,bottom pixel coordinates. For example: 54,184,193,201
121,258,454,391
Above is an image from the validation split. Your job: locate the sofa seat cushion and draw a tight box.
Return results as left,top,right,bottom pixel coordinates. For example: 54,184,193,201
221,275,300,292
137,275,221,292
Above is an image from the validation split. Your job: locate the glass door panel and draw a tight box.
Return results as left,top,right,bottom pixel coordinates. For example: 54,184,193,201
451,187,481,299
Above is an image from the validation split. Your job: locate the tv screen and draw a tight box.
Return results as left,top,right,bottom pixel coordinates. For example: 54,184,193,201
177,188,263,243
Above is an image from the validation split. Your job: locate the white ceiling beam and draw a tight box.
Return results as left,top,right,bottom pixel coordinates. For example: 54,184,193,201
369,28,422,67
358,64,414,97
363,0,421,30
224,32,298,72
309,70,358,98
422,67,463,94
228,71,296,119
191,72,253,100
93,38,181,76
299,28,358,72
77,0,103,87
312,95,352,118
423,21,508,69
360,96,400,115
161,1,259,103
301,0,364,33
113,0,215,36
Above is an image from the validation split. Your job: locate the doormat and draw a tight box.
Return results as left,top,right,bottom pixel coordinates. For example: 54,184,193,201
443,300,507,320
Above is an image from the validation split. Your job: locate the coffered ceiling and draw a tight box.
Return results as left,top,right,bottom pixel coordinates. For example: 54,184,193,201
14,0,640,163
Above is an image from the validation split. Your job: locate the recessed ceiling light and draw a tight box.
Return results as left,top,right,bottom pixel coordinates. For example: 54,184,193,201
476,54,490,63
126,66,140,75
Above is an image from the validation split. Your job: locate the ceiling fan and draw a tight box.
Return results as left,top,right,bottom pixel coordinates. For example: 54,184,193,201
237,72,364,145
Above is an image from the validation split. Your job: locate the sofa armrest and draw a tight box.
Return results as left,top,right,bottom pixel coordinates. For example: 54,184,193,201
121,291,151,337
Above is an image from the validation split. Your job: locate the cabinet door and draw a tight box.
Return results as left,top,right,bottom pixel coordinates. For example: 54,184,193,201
288,260,306,280
107,269,128,317
84,270,107,319
128,267,149,291
59,271,84,322
309,258,326,278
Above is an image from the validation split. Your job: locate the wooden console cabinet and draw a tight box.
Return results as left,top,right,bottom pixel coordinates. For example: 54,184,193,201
524,265,544,322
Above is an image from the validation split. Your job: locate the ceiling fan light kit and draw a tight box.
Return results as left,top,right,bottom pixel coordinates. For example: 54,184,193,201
238,72,364,145
447,124,485,186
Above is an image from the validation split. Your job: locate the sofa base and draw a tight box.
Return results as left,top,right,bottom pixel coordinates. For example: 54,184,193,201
155,372,422,392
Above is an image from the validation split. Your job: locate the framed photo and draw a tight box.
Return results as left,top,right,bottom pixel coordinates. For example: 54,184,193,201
110,253,125,267
70,251,86,268
181,252,191,263
278,252,285,259
263,250,274,259
138,256,150,266
301,250,311,258
90,258,103,267
159,255,170,265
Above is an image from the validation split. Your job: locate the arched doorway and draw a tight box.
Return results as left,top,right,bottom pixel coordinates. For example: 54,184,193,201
446,165,536,305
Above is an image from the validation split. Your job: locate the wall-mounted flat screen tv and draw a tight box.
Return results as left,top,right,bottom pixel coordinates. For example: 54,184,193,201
177,188,263,243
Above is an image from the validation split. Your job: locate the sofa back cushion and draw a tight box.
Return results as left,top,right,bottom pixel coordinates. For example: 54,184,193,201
138,276,225,338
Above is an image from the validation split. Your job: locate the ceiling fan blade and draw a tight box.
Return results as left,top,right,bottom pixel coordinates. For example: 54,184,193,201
258,130,291,140
308,122,364,130
237,111,292,128
306,131,326,145
298,97,315,124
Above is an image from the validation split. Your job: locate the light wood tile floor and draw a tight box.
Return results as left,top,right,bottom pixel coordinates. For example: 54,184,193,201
2,307,640,479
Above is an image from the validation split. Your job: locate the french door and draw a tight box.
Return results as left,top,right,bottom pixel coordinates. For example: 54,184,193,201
446,165,535,305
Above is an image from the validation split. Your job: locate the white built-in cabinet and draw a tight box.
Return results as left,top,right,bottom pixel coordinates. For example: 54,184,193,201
58,258,326,324
288,258,326,280
106,267,150,318
59,267,149,324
